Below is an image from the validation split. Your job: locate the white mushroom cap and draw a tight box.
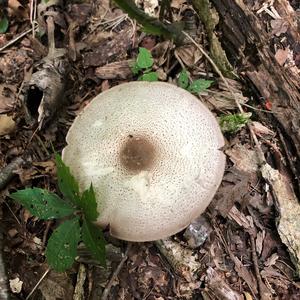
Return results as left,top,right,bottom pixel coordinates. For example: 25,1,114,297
62,82,225,242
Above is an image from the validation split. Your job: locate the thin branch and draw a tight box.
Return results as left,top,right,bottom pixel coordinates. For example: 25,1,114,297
101,243,131,300
25,268,50,300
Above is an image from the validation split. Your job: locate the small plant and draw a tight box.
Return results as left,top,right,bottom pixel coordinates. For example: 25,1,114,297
219,112,252,134
132,47,158,82
178,69,214,94
0,15,9,34
9,155,106,272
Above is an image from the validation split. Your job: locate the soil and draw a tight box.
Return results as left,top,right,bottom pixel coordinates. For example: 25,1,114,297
0,0,299,299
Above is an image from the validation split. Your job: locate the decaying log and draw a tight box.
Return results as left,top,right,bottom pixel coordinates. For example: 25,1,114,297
204,0,300,184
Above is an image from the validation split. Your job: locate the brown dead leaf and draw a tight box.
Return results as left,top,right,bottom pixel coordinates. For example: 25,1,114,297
83,29,131,67
68,3,92,26
171,0,187,9
38,270,74,300
0,115,16,136
211,168,251,217
264,253,279,267
206,267,244,300
95,60,134,80
226,144,259,175
270,19,289,36
0,85,17,113
275,48,289,66
8,0,28,19
251,121,275,137
175,44,202,67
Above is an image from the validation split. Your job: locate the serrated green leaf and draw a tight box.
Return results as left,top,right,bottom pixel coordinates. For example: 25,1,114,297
45,217,81,272
188,79,214,94
79,184,98,222
55,154,80,206
139,71,158,82
219,112,252,134
82,220,106,267
136,47,153,69
9,188,75,219
178,69,189,89
0,16,9,34
131,63,141,75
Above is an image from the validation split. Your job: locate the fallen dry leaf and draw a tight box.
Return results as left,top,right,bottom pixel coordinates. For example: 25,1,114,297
39,271,74,300
95,60,134,80
0,115,16,136
275,48,289,66
226,144,259,174
251,121,275,137
0,85,17,113
175,44,203,67
171,0,187,9
270,19,289,36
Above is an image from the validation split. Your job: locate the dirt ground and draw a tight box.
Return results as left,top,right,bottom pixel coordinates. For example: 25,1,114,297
0,0,300,299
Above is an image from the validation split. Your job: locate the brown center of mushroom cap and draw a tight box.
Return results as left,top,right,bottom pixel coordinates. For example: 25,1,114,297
119,135,156,173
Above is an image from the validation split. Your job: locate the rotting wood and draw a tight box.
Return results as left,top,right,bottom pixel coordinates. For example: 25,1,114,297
23,0,70,130
0,157,25,191
204,0,300,188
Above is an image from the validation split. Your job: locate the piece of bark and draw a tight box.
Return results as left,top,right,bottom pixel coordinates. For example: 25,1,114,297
205,267,243,300
95,60,135,80
206,0,300,181
0,157,25,190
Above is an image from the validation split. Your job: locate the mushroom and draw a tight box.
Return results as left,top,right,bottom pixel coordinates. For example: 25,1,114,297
62,82,225,242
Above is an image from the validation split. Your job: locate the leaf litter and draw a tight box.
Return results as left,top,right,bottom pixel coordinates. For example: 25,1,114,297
0,0,299,299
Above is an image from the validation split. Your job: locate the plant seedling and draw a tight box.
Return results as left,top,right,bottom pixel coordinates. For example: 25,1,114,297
219,112,252,134
178,69,214,94
0,15,9,34
131,47,158,82
9,154,106,272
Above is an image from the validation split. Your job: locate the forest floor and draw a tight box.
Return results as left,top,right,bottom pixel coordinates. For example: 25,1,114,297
0,0,300,299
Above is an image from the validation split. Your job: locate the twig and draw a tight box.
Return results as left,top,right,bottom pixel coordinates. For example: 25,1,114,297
73,264,86,300
100,243,131,300
0,157,25,190
249,234,269,300
0,27,36,53
42,220,52,247
25,268,50,300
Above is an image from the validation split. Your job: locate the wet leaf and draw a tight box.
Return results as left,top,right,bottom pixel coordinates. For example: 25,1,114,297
82,220,106,267
79,184,98,222
45,217,81,272
9,188,75,219
55,154,80,206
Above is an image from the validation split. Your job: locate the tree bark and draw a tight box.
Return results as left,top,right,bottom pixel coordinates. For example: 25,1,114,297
198,0,300,185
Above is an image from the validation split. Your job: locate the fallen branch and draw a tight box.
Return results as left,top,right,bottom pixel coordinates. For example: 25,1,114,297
0,157,25,190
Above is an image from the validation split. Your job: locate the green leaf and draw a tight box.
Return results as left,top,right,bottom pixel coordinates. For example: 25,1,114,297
219,112,252,134
55,154,80,206
45,217,81,272
139,71,158,82
82,220,106,267
188,79,214,94
136,47,153,69
178,69,189,89
10,188,75,220
131,63,141,75
0,16,9,34
79,184,98,222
